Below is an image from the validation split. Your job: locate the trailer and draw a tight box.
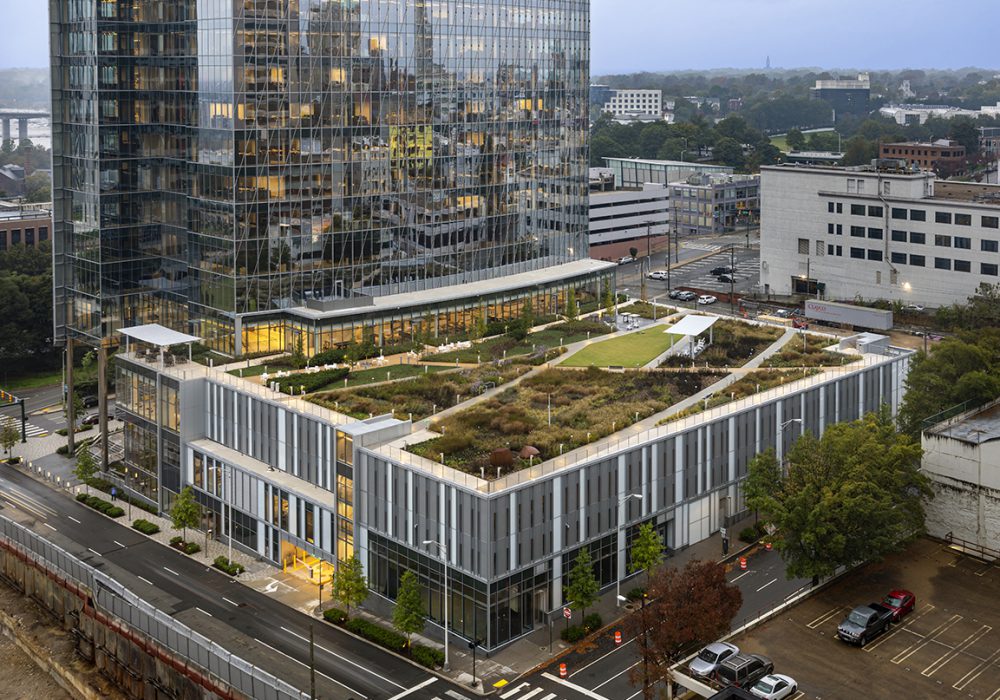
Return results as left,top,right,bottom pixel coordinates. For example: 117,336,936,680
805,300,892,330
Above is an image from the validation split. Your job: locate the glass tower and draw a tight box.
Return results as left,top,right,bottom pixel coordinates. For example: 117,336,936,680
51,0,592,355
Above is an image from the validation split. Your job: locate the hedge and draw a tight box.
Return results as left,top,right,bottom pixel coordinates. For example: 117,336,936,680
276,367,349,395
90,478,158,515
132,519,160,535
322,607,348,625
169,536,201,555
213,556,245,577
739,521,768,544
560,613,604,643
338,617,444,669
74,493,125,518
411,645,445,669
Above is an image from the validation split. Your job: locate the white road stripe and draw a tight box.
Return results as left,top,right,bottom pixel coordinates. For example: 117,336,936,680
729,570,751,583
806,606,844,629
255,637,368,699
195,607,213,618
542,672,615,700
922,624,991,677
515,688,544,700
593,661,639,690
137,576,153,586
113,540,126,548
43,523,56,531
570,636,637,677
279,625,405,689
163,566,179,576
67,516,81,524
864,604,937,652
892,614,962,664
445,690,473,700
222,596,240,607
87,547,101,557
500,682,529,699
539,694,557,700
954,644,1000,690
756,578,777,592
387,678,436,700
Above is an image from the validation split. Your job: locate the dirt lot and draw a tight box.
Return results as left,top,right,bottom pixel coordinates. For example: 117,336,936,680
728,537,1000,699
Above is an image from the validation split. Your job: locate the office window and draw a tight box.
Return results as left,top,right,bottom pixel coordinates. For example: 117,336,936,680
816,240,824,255
983,240,999,253
955,260,971,272
892,208,907,220
847,179,856,193
837,224,843,235
910,254,925,267
910,232,926,244
827,202,834,213
936,212,952,224
850,247,865,259
850,226,865,237
858,180,866,193
954,237,971,250
797,238,809,254
828,223,835,234
891,252,907,264
38,227,47,241
983,263,999,276
851,204,865,216
11,230,20,244
911,209,926,221
867,249,883,261
868,206,884,217
935,235,951,247
836,245,843,256
868,228,883,240
891,230,907,242
837,203,843,214
827,244,836,256
955,213,972,226
934,257,951,270
983,216,999,229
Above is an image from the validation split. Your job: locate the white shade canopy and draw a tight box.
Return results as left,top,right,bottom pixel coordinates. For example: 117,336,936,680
665,314,718,338
120,324,201,348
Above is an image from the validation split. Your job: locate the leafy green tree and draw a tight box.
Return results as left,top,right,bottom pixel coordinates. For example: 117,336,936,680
73,445,98,493
565,548,600,618
521,298,534,329
0,418,18,458
629,523,663,584
764,410,930,581
785,128,806,151
628,247,638,260
392,570,425,646
743,448,781,515
24,171,51,203
713,136,745,167
171,486,202,543
602,280,615,318
565,288,578,320
291,334,307,369
948,116,980,155
333,554,369,614
842,135,876,166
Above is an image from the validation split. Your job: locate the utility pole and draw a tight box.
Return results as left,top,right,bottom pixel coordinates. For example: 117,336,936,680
310,624,317,700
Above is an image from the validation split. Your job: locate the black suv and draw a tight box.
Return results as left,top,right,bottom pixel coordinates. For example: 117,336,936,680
710,265,733,276
715,653,774,688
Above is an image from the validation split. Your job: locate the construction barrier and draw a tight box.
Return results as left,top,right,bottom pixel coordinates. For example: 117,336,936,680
614,630,622,645
559,663,567,679
740,556,748,570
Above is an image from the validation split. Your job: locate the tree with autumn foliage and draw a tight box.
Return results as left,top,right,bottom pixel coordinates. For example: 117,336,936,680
628,560,742,698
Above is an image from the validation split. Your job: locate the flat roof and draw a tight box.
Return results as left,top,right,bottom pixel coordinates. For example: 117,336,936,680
286,259,614,321
926,401,1000,445
120,324,200,347
666,315,718,337
605,157,729,169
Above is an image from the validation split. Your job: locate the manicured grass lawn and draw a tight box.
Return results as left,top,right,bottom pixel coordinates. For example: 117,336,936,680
428,320,612,364
335,364,448,389
561,326,679,368
4,369,63,390
770,134,789,152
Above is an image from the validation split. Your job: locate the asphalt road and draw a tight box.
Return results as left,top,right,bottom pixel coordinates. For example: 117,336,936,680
530,547,809,700
0,464,452,700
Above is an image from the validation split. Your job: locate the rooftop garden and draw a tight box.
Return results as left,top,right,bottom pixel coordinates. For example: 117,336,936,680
625,301,678,320
659,320,784,369
309,364,527,421
561,324,679,368
407,367,722,475
426,320,612,364
761,333,860,368
660,368,819,424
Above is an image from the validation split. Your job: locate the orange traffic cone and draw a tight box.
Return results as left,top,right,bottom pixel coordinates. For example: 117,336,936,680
559,663,568,678
740,556,748,570
614,630,622,645
765,541,773,551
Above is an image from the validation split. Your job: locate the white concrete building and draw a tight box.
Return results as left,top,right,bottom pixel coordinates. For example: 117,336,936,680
922,400,1000,554
879,102,1000,125
589,184,670,246
759,163,1000,308
602,89,663,118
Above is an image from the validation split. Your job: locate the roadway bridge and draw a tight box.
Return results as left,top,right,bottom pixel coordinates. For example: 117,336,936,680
0,110,50,144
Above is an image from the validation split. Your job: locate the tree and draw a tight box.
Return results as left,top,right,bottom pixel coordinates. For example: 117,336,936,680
713,136,745,167
628,560,742,695
564,548,599,618
763,410,930,581
171,486,202,543
949,116,980,155
628,246,638,260
333,554,369,614
392,570,425,646
0,417,18,459
602,279,615,318
521,298,534,329
73,445,98,493
742,448,781,515
291,334,306,369
24,171,51,203
842,135,876,166
629,522,663,584
565,288,578,320
785,128,805,151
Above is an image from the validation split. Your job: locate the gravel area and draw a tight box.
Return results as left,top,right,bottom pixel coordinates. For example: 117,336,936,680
0,634,70,700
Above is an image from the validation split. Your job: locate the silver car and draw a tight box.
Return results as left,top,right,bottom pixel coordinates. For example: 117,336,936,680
688,641,739,678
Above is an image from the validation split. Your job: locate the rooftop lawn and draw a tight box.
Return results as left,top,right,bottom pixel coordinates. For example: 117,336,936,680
408,367,721,475
659,319,784,368
427,320,612,364
561,324,679,368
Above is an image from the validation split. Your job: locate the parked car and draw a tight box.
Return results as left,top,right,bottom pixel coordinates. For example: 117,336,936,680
838,603,894,646
617,256,633,265
668,289,682,299
677,291,698,302
903,304,925,313
688,641,739,679
710,266,733,276
716,653,774,689
750,674,798,700
792,318,809,330
882,589,916,622
80,394,99,408
773,308,792,318
647,270,669,281
697,294,718,305
717,274,734,283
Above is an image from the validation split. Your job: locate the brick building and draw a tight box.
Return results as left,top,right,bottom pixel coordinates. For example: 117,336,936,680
0,204,51,251
880,140,966,174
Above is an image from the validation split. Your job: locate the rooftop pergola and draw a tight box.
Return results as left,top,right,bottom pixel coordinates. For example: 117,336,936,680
120,324,201,366
665,314,719,357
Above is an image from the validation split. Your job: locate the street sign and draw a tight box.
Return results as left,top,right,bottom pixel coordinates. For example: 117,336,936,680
720,527,727,539
563,607,572,619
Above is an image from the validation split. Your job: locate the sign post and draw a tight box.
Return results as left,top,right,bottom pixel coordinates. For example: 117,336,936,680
563,606,571,636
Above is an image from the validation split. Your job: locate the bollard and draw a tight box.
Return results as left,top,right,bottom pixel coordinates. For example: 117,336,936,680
740,556,748,571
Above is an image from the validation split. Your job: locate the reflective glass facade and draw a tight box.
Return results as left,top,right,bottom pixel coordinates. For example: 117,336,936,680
52,0,591,353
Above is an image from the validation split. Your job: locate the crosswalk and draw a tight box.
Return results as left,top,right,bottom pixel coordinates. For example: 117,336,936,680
0,420,47,437
497,681,573,700
682,242,723,253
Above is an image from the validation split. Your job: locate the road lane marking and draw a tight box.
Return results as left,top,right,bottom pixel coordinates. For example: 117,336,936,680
892,614,962,664
864,604,937,652
43,523,56,531
569,636,637,677
445,690,472,700
500,683,528,698
624,690,643,700
954,645,1000,690
784,585,809,600
988,687,1000,700
729,571,751,583
67,516,81,524
387,678,436,700
923,624,991,676
539,694,556,700
255,637,368,699
756,578,777,592
137,576,153,586
222,597,240,607
87,547,101,557
807,606,844,629
195,607,213,618
11,486,56,515
542,672,614,700
3,493,47,519
514,688,543,700
593,661,639,690
163,566,180,576
113,540,126,548
279,625,405,689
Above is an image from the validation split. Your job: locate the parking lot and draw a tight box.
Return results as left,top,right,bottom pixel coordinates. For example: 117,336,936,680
727,538,1000,699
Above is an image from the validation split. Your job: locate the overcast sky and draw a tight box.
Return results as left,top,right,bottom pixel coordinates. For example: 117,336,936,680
0,0,996,72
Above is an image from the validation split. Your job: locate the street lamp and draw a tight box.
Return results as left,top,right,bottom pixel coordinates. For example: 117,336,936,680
616,493,643,607
423,539,450,670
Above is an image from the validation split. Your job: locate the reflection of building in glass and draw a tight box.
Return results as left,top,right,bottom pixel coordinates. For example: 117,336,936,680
670,174,760,236
51,0,604,357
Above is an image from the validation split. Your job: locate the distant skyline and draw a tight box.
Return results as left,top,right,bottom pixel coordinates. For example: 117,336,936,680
1,1,997,73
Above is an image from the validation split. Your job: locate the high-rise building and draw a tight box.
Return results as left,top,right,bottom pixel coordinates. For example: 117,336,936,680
51,0,609,357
